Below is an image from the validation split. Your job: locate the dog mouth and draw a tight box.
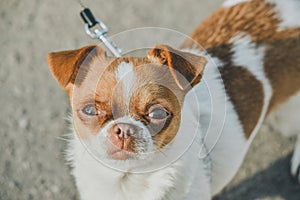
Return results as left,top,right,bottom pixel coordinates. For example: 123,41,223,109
106,147,137,160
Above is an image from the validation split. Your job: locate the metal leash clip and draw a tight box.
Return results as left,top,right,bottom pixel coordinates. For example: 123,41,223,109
80,8,122,57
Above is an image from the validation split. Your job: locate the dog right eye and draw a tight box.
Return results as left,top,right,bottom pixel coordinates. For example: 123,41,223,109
82,105,100,116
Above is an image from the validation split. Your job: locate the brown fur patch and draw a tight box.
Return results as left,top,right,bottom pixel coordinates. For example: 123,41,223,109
130,84,181,149
181,0,300,49
220,65,264,139
47,45,102,89
207,45,265,138
148,45,207,90
263,36,300,112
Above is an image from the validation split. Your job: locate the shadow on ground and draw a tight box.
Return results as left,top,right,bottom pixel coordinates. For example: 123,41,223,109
215,154,300,200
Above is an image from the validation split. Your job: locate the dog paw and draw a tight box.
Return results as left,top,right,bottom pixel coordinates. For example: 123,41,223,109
291,162,300,183
291,139,300,183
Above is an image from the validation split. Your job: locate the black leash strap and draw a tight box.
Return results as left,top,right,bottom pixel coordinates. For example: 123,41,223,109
79,7,122,57
80,8,98,28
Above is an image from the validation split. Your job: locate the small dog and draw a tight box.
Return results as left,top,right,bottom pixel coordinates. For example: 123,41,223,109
47,0,300,199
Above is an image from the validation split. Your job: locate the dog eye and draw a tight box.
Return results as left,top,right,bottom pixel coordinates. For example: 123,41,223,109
82,105,100,116
148,108,169,120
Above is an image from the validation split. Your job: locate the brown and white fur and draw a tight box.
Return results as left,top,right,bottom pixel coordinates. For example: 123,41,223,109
47,0,300,199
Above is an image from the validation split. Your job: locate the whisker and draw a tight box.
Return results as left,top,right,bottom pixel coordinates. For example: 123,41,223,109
55,136,71,142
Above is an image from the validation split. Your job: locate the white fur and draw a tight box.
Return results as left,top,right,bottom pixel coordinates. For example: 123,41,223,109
116,62,136,107
223,0,250,7
69,135,183,200
267,0,300,31
69,132,211,200
197,56,248,195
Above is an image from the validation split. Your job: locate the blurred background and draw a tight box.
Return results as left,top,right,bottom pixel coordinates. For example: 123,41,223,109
0,0,299,199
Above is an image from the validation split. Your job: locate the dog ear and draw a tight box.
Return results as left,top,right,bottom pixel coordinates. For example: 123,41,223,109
148,45,207,90
47,45,105,90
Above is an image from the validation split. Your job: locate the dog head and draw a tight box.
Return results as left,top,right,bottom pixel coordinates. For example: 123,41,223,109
47,45,206,164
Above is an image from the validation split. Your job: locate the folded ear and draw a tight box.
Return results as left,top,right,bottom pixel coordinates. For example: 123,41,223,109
148,45,207,90
47,45,105,90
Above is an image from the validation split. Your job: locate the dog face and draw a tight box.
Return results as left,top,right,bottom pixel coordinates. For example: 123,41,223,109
47,45,206,162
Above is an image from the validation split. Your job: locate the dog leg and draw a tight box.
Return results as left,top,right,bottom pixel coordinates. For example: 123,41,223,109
291,136,300,182
264,92,300,182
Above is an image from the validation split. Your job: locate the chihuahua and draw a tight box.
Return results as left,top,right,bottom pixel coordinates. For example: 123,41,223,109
47,0,300,199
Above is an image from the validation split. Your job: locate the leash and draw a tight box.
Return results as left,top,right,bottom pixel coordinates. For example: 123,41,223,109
78,2,123,57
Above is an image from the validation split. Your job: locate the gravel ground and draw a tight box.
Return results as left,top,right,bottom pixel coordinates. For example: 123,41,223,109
1,0,299,199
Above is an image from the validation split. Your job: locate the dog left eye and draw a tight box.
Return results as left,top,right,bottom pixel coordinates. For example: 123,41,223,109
148,108,169,120
82,105,100,116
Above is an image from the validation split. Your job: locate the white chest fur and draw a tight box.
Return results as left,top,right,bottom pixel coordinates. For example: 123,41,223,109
68,132,212,200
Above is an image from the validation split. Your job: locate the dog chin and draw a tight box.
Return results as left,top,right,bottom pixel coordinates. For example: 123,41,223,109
107,150,135,160
104,139,156,161
105,145,140,161
100,150,157,172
